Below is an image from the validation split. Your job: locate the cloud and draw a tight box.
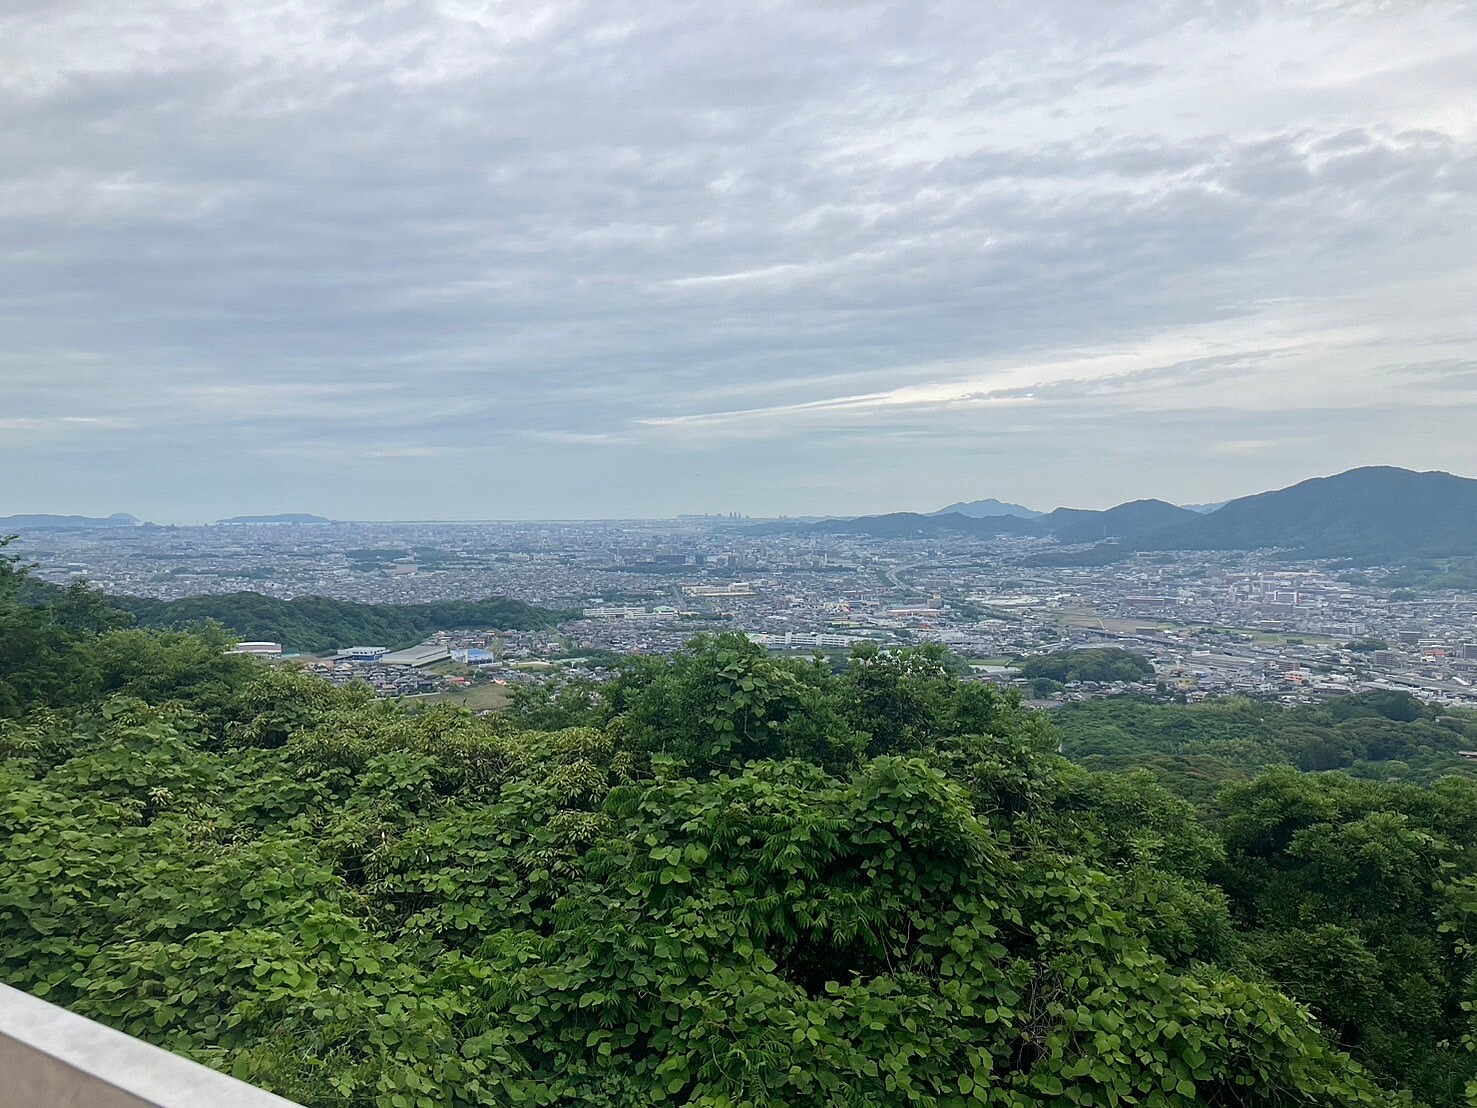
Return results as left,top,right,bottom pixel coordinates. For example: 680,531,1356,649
0,0,1475,518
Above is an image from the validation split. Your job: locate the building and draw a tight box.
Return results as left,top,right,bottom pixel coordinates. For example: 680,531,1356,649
338,646,388,662
380,644,451,667
227,641,283,656
681,583,755,598
451,647,498,665
748,631,875,649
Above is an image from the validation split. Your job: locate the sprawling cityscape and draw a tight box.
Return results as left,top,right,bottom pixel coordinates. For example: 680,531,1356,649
18,514,1477,710
8,1,1477,1100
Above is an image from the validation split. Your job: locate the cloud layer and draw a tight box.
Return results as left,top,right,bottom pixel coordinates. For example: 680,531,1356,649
3,0,1476,518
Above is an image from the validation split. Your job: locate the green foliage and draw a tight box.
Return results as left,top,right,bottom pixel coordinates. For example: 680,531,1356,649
115,591,569,653
1135,466,1477,560
1016,648,1154,685
0,539,128,716
0,575,1466,1106
505,674,606,731
1054,687,1477,1102
1214,769,1477,1104
1380,558,1477,594
1,699,1404,1107
1057,693,1477,804
517,635,1032,773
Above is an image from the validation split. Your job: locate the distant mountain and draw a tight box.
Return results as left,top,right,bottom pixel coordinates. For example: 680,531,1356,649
0,512,138,531
794,501,1197,544
931,497,1041,520
776,467,1477,561
795,512,1038,540
216,514,332,525
1139,467,1477,559
1180,502,1225,514
1039,499,1198,544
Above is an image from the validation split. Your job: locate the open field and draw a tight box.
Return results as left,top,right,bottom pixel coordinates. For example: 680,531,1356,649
405,682,512,712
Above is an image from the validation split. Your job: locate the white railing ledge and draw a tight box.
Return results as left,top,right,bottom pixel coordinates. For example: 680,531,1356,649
0,984,302,1108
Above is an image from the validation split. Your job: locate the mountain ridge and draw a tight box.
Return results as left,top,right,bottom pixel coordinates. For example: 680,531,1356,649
216,513,333,525
772,466,1477,559
1039,498,1198,544
1137,466,1477,558
0,512,139,531
930,497,1041,520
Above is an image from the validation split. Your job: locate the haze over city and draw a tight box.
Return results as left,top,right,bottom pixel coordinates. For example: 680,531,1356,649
10,5,1477,1106
4,0,1477,519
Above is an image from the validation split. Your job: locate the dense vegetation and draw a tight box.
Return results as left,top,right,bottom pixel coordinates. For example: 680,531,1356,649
1141,467,1477,560
14,561,568,654
34,584,568,654
1377,558,1477,594
2,545,1474,1106
1015,648,1155,687
1040,500,1196,544
1056,694,1477,805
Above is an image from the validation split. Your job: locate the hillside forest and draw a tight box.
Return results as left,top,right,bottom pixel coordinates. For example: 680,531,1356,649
18,574,566,654
2,541,1475,1107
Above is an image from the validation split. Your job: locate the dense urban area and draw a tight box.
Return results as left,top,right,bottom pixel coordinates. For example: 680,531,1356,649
15,512,1477,712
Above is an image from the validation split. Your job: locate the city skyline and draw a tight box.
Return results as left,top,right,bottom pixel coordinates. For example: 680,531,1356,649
4,1,1477,519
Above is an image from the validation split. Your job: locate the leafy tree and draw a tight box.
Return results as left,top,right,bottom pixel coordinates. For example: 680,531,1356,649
116,591,568,653
1016,648,1154,685
0,538,129,716
0,586,1463,1106
1057,694,1477,803
1215,769,1477,1103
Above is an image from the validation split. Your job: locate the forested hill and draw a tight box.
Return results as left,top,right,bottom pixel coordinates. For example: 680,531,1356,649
1037,498,1197,543
1138,466,1477,558
17,575,569,653
1055,691,1477,803
114,591,569,652
771,467,1477,560
1015,646,1155,686
4,543,1476,1105
930,497,1041,519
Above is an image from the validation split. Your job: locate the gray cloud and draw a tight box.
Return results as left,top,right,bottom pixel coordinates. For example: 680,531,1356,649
2,0,1476,519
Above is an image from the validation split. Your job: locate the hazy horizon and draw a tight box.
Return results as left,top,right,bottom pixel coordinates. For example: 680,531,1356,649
7,461,1473,526
4,2,1477,519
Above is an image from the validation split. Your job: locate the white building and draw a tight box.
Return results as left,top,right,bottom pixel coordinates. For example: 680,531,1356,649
227,641,283,656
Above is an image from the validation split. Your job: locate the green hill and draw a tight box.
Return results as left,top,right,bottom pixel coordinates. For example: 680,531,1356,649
1140,466,1477,559
930,497,1041,519
115,591,569,653
1015,646,1155,685
1055,691,1477,803
789,467,1477,563
1039,498,1198,543
16,574,568,653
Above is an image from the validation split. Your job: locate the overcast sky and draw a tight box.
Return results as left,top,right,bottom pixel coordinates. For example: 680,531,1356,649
4,0,1477,521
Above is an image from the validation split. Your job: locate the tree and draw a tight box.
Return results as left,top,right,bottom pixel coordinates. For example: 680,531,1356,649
0,597,1457,1106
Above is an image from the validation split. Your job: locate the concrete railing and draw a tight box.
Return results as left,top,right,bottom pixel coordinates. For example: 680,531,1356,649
0,984,301,1107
